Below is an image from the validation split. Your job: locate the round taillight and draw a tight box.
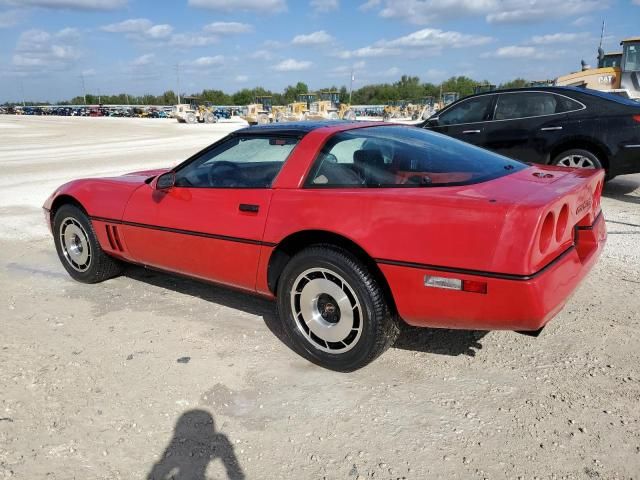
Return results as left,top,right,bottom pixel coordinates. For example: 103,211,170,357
556,204,569,242
539,211,555,253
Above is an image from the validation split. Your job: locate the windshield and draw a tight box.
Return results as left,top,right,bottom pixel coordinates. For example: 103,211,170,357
623,42,640,71
305,126,527,188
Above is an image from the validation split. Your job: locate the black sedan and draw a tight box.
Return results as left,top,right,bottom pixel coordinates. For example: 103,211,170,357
421,86,640,178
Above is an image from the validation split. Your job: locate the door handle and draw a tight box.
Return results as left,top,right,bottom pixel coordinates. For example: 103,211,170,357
239,203,259,213
462,129,481,134
540,126,563,131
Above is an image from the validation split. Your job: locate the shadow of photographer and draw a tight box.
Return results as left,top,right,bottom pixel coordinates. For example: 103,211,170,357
147,409,245,480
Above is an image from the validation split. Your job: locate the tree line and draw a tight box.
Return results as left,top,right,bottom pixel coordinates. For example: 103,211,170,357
4,76,533,106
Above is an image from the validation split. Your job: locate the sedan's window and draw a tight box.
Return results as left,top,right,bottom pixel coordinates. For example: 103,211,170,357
438,95,493,126
305,126,526,188
494,92,569,120
174,136,298,188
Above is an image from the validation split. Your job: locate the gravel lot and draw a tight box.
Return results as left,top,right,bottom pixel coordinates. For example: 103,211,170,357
1,115,639,480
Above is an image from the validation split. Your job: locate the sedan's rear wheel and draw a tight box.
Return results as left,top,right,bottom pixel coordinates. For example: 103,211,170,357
53,204,122,283
277,246,399,371
552,149,602,169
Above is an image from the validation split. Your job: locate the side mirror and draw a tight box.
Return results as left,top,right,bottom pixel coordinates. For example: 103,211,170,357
155,171,175,190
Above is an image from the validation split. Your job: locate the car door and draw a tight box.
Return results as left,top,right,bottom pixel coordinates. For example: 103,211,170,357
482,91,573,163
426,94,496,147
120,134,298,291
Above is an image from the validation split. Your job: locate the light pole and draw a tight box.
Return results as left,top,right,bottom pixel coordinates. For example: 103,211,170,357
175,63,181,105
80,73,87,105
349,69,354,105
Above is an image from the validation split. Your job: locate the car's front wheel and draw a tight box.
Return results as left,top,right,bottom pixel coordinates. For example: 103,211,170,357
53,204,123,283
277,246,399,371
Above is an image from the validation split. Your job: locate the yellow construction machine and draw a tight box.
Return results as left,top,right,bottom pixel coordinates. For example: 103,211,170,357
240,96,273,125
556,36,640,100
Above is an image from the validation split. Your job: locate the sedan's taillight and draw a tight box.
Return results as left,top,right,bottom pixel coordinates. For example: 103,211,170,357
633,114,640,123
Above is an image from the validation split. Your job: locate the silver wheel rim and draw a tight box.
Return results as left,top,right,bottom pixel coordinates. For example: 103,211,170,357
59,217,91,272
556,154,596,169
290,267,363,354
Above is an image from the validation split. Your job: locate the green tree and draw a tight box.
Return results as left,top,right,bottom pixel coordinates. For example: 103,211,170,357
498,78,530,89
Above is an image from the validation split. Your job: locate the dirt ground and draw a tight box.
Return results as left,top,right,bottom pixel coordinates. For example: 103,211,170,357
1,115,639,480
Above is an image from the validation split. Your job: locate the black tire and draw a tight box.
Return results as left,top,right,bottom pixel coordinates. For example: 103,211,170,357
276,245,399,371
53,204,122,283
551,148,603,170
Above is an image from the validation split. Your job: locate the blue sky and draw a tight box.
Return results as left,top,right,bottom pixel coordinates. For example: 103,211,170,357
0,0,638,102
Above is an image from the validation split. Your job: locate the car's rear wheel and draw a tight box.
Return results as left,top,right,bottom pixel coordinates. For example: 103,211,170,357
277,246,399,371
552,148,602,170
53,204,122,283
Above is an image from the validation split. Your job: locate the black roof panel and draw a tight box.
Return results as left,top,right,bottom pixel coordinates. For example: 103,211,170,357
235,120,360,136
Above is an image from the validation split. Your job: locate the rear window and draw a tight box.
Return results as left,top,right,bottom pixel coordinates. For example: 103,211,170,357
305,126,527,188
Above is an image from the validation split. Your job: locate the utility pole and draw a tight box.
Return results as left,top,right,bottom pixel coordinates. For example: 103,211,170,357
349,68,354,105
20,80,26,106
98,88,101,105
175,63,181,104
80,73,87,105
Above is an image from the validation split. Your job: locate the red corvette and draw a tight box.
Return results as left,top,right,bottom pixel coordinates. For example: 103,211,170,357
44,121,606,371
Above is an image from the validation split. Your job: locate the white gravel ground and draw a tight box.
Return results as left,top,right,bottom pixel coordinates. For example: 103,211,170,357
0,115,639,480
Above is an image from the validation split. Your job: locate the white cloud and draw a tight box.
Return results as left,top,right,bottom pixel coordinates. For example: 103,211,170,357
146,24,173,39
633,0,639,5
338,28,492,58
273,58,312,71
386,28,492,48
6,0,126,9
329,60,366,75
363,0,608,25
381,66,400,76
481,45,547,59
188,0,286,12
81,68,96,76
571,16,592,26
530,32,588,45
359,0,380,10
235,74,248,82
130,53,154,66
168,32,217,47
338,46,402,59
12,27,82,70
101,18,152,33
204,21,253,34
292,30,333,45
101,18,173,39
249,49,273,60
192,55,224,66
310,0,338,12
486,0,607,23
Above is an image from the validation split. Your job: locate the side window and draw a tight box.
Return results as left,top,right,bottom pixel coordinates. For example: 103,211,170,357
174,136,298,188
554,94,584,113
495,92,560,120
438,96,493,126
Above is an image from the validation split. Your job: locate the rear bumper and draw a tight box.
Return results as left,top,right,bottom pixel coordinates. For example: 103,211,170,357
610,145,640,176
379,213,606,331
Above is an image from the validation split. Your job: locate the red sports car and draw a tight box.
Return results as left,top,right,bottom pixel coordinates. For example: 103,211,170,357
44,121,606,371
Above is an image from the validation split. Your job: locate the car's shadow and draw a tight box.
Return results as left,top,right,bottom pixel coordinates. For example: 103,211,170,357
124,265,487,358
603,175,640,206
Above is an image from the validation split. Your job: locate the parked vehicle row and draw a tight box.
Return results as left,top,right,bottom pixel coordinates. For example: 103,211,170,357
1,105,173,118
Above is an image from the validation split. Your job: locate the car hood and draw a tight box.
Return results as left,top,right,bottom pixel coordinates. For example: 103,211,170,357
122,168,170,180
